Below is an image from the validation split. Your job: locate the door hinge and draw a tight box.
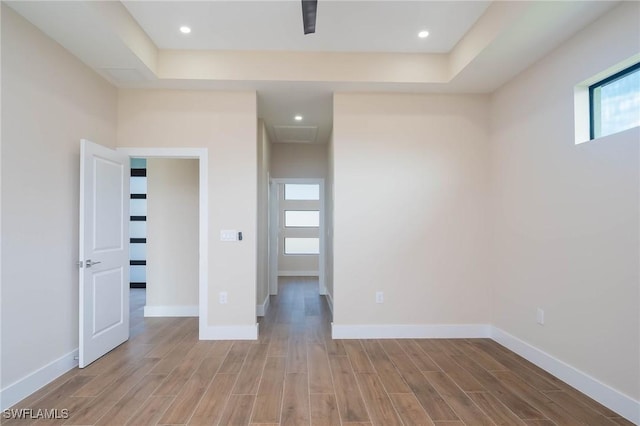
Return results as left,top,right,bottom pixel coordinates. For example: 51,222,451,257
77,261,83,268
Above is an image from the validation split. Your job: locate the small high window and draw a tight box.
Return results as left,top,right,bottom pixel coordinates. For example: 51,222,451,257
590,62,640,139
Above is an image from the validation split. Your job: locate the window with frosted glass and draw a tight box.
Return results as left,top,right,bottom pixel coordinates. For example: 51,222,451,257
285,210,320,228
129,243,146,260
130,199,147,216
284,184,319,200
130,176,147,194
131,158,147,169
130,265,146,282
129,158,147,286
284,237,320,255
590,63,640,139
129,218,147,239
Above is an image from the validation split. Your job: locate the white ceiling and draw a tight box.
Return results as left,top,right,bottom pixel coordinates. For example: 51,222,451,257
6,1,619,146
122,1,490,53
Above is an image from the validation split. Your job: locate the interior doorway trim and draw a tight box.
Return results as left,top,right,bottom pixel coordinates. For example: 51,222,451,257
269,178,326,296
117,148,208,337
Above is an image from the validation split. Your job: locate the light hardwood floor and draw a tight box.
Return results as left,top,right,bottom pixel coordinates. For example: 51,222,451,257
5,278,633,425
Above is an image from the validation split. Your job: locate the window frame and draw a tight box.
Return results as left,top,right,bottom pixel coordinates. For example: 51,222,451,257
589,62,640,140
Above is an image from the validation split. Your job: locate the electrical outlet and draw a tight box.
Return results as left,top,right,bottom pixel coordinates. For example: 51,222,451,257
536,308,544,325
219,292,228,304
376,291,384,304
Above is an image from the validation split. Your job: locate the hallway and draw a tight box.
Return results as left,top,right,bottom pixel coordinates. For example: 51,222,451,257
5,278,630,425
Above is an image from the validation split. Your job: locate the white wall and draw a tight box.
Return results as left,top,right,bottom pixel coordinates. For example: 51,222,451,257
256,120,271,311
145,159,199,314
333,93,491,326
117,89,257,330
490,1,640,401
1,3,117,390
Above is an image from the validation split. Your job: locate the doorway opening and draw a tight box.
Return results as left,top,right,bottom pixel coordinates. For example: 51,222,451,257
269,178,326,299
119,148,208,338
128,158,147,335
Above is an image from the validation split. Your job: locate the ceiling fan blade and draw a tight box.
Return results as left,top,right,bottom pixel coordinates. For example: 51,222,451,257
301,0,318,34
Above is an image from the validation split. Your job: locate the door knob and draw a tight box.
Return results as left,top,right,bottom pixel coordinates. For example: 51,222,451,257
85,259,102,268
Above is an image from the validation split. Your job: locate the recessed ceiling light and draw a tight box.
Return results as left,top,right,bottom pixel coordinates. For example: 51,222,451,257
294,115,303,121
180,26,191,34
418,30,430,39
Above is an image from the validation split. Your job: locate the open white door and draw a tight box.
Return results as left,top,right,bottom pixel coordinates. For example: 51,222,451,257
79,139,129,368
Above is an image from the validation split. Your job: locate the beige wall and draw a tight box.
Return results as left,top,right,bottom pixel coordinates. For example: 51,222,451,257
270,142,328,179
146,159,199,311
490,2,640,400
333,93,491,325
256,120,271,309
1,5,117,387
117,89,257,327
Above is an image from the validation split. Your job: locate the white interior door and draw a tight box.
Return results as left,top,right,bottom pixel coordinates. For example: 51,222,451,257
79,139,129,368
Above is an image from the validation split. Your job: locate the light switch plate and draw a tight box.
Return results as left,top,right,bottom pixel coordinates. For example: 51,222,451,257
220,230,237,241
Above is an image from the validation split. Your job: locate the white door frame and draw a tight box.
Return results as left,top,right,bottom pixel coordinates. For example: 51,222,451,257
117,148,208,337
269,178,326,295
268,181,278,295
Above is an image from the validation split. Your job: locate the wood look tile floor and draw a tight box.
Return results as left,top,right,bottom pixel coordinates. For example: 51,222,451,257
5,278,633,426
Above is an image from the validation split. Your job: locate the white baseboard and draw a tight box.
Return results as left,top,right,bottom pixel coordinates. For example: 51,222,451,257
491,327,640,424
325,292,334,315
0,348,78,410
144,305,198,317
331,323,491,339
256,294,270,317
278,270,319,277
199,323,259,340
